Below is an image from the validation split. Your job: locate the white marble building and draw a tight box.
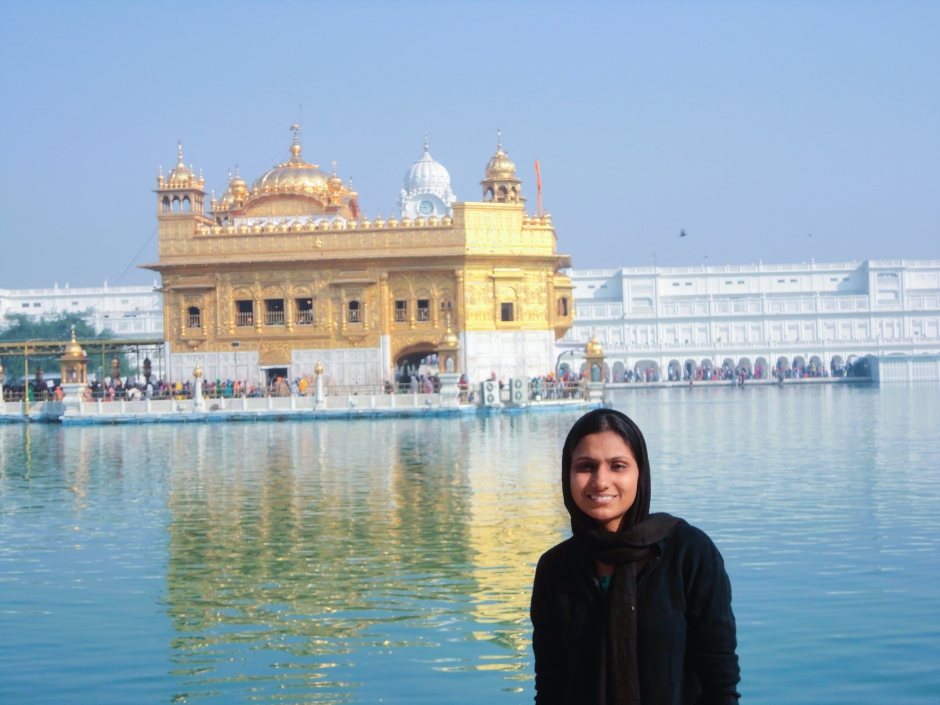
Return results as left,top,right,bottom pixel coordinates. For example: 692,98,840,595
559,260,940,379
0,283,163,339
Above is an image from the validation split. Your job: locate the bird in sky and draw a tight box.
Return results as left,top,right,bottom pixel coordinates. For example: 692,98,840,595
680,229,687,238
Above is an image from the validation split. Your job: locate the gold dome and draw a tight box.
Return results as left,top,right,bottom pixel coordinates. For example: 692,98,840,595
61,328,86,360
250,135,330,195
328,161,343,190
438,324,459,349
485,131,516,179
166,142,197,187
586,329,603,356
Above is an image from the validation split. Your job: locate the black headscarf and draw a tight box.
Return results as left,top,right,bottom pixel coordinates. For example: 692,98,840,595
561,408,683,705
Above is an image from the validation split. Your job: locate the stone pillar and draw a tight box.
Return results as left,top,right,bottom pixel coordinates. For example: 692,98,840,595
314,357,325,410
438,373,461,407
193,363,204,411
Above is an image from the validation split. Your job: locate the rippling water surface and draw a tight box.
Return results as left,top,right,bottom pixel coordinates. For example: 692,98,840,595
1,385,938,704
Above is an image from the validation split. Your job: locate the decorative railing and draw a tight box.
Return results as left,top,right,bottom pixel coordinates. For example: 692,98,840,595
265,310,285,326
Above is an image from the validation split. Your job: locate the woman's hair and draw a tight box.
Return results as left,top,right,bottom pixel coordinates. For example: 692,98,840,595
561,408,652,531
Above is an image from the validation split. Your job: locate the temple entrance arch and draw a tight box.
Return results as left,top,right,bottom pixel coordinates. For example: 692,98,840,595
737,358,752,375
394,342,438,384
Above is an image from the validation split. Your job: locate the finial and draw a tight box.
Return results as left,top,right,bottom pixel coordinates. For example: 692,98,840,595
235,163,240,178
497,127,502,151
227,168,232,183
332,160,337,176
349,176,354,190
158,165,163,178
424,132,429,151
177,141,184,166
290,123,301,142
198,168,203,180
70,324,76,341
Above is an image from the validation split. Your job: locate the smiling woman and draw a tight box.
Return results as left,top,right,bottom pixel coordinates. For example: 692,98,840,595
531,409,740,705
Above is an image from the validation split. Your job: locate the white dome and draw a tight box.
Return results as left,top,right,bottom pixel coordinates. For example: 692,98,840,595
397,139,456,220
404,149,452,192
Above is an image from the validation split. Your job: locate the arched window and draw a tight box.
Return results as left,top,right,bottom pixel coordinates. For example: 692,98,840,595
348,300,362,323
162,196,171,212
187,306,201,329
172,196,180,213
497,185,508,202
182,196,191,213
557,297,568,316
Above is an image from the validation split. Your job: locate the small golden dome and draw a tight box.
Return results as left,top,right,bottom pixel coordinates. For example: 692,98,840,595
166,142,196,187
314,357,324,376
62,328,86,359
485,131,516,179
317,219,331,230
387,213,399,228
414,216,426,227
236,223,249,233
439,325,459,348
230,165,248,197
586,329,604,356
373,212,386,228
276,219,290,232
400,216,413,228
328,161,343,190
250,221,263,233
360,216,372,229
345,219,358,229
331,218,345,230
441,214,453,226
223,223,235,234
193,364,203,379
428,215,440,226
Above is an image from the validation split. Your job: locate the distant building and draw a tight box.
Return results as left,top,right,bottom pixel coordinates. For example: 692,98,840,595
560,260,940,380
0,283,162,339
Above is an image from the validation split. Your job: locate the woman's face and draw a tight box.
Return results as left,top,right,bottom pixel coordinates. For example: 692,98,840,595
569,431,639,532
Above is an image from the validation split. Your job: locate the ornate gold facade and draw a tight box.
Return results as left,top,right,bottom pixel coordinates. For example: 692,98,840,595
144,132,573,382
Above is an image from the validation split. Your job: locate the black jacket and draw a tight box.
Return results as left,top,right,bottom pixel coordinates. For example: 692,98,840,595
531,522,740,705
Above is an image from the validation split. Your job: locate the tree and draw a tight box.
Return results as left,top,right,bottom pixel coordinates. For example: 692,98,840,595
0,311,114,383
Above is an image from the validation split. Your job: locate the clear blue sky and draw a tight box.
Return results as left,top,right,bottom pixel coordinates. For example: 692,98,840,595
1,1,937,289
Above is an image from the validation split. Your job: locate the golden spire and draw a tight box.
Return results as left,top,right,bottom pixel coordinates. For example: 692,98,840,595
177,140,184,167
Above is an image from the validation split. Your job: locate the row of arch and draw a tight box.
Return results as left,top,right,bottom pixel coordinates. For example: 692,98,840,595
560,354,869,382
162,195,191,213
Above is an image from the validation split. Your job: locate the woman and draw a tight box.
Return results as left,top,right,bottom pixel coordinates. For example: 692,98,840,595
531,409,740,704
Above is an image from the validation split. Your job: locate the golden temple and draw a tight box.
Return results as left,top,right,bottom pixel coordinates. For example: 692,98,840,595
144,128,573,386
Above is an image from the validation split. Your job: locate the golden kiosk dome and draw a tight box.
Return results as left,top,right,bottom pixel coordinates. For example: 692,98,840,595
586,329,604,356
485,144,516,179
61,328,87,360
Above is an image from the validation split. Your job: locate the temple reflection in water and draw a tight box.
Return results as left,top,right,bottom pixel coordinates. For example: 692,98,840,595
154,416,572,700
